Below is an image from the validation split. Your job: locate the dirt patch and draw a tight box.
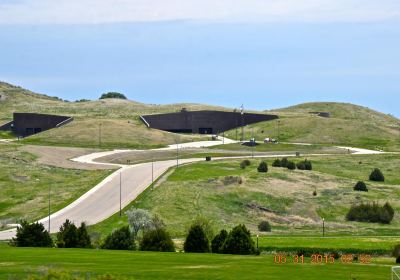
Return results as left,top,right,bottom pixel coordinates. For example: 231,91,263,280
21,145,117,170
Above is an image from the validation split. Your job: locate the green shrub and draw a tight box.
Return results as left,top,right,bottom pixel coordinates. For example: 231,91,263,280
222,224,256,255
397,256,400,264
257,161,268,173
297,160,312,170
140,228,175,252
286,161,296,170
184,225,210,253
369,168,385,182
258,221,272,232
272,159,282,167
211,230,228,254
240,160,251,169
101,226,135,251
346,202,394,224
353,181,368,192
11,221,53,248
280,158,289,168
392,244,400,258
57,220,92,248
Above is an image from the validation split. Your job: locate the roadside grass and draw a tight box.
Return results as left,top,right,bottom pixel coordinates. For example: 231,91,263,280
0,143,113,223
0,130,16,139
0,245,394,280
90,155,400,240
209,143,343,154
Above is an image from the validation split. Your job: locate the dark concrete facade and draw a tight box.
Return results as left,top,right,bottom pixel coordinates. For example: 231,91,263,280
141,110,278,134
1,113,73,137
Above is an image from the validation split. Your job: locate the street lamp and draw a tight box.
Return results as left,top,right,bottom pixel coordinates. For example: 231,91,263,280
322,218,325,237
256,234,259,250
119,171,122,217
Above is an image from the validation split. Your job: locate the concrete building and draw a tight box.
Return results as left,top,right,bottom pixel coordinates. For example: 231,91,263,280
141,109,278,134
0,113,73,137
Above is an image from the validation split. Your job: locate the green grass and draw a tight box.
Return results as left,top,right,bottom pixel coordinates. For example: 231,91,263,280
0,245,394,280
257,236,400,252
0,143,112,223
0,130,16,139
91,155,400,239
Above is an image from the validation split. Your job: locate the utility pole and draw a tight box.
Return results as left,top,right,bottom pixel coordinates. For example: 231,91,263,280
176,138,179,167
48,184,51,232
322,218,325,237
99,123,102,148
277,120,281,141
252,127,255,158
241,104,245,141
151,157,154,190
119,171,122,217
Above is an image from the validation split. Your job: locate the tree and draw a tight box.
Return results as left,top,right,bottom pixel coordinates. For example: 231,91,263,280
222,224,256,255
353,181,368,192
272,159,282,167
99,92,127,100
101,226,135,251
57,220,78,248
286,161,296,170
191,216,215,243
77,222,92,248
297,160,312,171
258,221,272,232
11,221,53,247
184,225,210,253
211,230,228,254
257,161,268,173
240,160,251,169
140,228,175,252
126,208,152,239
369,168,385,182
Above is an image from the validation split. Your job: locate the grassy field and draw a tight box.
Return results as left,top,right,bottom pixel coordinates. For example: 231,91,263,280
91,154,400,240
0,143,112,225
0,244,395,280
229,102,400,151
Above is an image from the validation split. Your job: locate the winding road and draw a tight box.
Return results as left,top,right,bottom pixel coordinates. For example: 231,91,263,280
0,140,387,240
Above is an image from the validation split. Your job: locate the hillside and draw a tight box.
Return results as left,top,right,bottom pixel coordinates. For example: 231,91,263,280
229,102,400,151
0,82,226,149
1,82,399,150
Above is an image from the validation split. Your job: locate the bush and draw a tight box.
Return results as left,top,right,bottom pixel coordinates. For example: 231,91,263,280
184,225,210,253
125,208,152,239
101,226,135,250
346,202,394,224
57,220,92,248
222,224,256,255
286,161,296,170
140,228,175,252
211,230,228,254
257,161,268,173
258,221,272,232
280,158,289,168
369,168,385,182
272,159,282,167
11,221,53,248
191,216,215,244
397,256,400,264
392,244,400,258
353,181,368,192
297,160,312,170
240,160,251,169
99,92,127,100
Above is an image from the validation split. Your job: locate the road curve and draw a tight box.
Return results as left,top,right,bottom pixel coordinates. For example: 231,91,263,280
0,140,388,240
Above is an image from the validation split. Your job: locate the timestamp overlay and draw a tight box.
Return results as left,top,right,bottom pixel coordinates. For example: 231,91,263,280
273,254,373,265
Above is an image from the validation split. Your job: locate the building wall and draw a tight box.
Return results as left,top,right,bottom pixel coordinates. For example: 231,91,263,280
13,113,72,136
141,110,278,134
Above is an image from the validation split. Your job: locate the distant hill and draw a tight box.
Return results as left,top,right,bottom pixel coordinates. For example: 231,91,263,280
251,102,399,151
0,82,227,149
1,82,399,151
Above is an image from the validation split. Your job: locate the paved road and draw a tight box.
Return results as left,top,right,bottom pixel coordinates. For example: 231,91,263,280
0,140,388,240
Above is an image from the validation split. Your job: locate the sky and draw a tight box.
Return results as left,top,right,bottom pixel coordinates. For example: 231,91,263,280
0,0,399,116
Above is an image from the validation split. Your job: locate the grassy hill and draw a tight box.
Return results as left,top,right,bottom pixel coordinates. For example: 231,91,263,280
226,102,400,151
1,82,399,150
0,82,226,149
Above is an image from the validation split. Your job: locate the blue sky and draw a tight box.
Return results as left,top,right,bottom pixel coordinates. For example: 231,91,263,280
0,1,399,116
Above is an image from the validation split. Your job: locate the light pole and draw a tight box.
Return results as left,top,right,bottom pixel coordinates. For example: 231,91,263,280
151,157,154,190
322,218,325,237
99,123,101,148
176,138,179,167
251,127,255,158
119,171,122,217
256,234,259,250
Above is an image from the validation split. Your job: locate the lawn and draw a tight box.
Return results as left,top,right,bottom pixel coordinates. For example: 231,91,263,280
0,245,394,280
0,143,112,224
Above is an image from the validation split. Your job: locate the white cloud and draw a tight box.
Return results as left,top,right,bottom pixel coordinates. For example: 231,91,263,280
0,0,399,24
